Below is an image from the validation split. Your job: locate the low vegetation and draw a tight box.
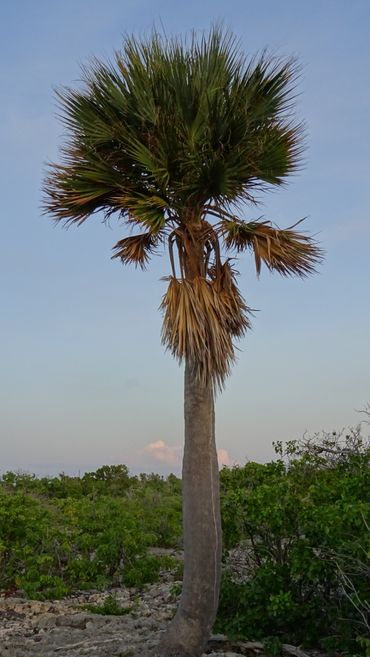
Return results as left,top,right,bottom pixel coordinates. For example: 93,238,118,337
1,429,369,655
0,466,182,598
217,429,370,655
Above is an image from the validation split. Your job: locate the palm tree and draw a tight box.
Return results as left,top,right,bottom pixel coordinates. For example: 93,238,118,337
43,28,322,657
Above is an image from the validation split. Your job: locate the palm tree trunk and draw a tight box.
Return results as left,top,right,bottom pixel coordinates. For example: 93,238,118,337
154,359,222,657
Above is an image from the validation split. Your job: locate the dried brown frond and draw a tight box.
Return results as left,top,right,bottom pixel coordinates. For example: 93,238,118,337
160,269,252,390
221,218,323,277
112,232,160,269
210,261,253,338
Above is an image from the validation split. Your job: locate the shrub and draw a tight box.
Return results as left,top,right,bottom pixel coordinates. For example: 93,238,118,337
216,429,370,654
83,594,132,615
0,467,182,599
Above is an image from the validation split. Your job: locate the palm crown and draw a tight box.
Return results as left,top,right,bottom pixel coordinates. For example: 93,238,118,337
43,28,322,389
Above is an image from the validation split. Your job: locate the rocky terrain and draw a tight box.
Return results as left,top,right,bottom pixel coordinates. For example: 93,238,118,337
0,579,322,657
0,581,175,657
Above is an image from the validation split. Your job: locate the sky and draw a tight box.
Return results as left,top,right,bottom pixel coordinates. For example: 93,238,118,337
1,0,369,477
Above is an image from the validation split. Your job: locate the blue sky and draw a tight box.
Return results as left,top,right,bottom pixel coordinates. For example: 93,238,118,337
1,0,369,476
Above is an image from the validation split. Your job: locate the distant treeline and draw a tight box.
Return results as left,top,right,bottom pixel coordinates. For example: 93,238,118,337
0,463,181,498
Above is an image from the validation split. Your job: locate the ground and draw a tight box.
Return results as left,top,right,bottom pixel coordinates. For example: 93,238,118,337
0,580,325,657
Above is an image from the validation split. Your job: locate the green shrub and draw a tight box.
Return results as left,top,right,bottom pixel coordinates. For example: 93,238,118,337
1,431,368,655
83,594,132,616
0,467,182,599
216,430,370,654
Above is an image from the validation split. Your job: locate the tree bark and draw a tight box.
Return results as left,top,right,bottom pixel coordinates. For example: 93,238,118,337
152,359,222,657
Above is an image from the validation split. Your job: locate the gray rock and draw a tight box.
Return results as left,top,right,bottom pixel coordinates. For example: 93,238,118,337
55,613,90,629
0,580,327,657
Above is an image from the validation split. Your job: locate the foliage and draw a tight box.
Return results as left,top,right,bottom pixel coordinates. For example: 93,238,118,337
1,428,368,653
83,594,132,616
216,429,370,654
42,26,322,390
0,467,182,599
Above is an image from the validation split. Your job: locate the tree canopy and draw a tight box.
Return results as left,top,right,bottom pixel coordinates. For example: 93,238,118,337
43,28,322,389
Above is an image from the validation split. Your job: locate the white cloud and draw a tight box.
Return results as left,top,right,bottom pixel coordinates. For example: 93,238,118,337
142,440,182,467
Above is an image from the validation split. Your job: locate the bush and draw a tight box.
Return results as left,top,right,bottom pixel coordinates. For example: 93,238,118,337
0,467,182,599
216,429,370,654
83,594,132,615
1,429,368,654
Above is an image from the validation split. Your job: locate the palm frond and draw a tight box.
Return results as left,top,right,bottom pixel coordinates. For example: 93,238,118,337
117,193,168,232
43,26,305,222
160,268,251,390
112,232,161,269
209,261,253,337
43,157,123,225
221,217,323,277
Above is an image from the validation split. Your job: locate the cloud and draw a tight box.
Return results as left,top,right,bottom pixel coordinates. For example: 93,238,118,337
217,448,232,467
142,440,182,467
141,440,234,470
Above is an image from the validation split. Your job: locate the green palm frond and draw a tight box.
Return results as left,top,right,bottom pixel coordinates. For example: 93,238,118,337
113,192,168,232
43,155,125,225
220,217,323,277
43,27,304,224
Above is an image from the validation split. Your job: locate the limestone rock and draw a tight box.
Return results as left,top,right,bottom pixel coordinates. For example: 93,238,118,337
0,582,326,657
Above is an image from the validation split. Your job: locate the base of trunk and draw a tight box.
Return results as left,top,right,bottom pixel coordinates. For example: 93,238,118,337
146,612,209,657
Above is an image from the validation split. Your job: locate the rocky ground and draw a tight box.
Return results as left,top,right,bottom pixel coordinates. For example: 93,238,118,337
0,581,176,657
0,551,324,657
0,580,323,657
